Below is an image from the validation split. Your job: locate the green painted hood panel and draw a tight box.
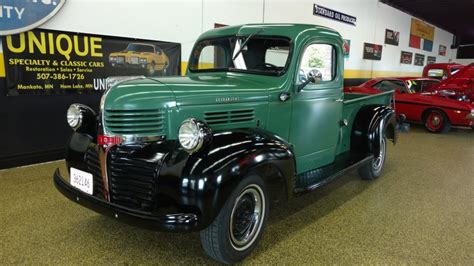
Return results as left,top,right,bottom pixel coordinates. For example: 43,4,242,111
104,73,281,110
105,78,176,110
152,72,277,106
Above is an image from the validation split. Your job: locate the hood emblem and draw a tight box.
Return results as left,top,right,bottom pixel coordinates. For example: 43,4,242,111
216,96,240,103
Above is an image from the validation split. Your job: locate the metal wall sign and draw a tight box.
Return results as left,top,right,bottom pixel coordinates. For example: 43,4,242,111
1,29,181,96
313,4,356,26
0,0,66,36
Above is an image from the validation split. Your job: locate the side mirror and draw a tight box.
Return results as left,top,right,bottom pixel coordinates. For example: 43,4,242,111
297,69,323,92
395,88,402,94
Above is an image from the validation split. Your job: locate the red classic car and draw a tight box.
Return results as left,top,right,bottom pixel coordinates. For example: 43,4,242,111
345,77,474,133
423,63,464,80
426,63,474,102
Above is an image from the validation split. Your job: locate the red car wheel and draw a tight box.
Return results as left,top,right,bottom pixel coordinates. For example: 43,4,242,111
424,110,451,133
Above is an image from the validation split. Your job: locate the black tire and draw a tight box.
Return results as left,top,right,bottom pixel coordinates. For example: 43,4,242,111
358,135,387,180
200,175,269,264
423,109,451,133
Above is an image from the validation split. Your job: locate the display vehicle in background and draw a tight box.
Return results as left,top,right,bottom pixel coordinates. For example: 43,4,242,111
109,43,169,75
423,63,464,80
345,77,474,133
426,63,474,102
54,24,398,264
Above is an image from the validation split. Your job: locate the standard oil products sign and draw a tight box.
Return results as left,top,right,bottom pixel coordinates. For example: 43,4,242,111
0,0,66,36
313,4,356,26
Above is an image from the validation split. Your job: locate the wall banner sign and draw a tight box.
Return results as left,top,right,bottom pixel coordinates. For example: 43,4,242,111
0,0,66,36
313,4,356,26
385,29,399,46
409,18,434,52
414,53,425,66
363,42,382,60
1,29,181,96
400,51,413,64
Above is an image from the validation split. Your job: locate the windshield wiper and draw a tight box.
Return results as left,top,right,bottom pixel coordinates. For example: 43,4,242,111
232,29,264,61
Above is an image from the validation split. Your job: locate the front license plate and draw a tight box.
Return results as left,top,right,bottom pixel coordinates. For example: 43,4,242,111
70,168,93,195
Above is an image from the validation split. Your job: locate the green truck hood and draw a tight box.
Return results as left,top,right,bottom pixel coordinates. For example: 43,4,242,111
105,72,281,109
103,73,284,138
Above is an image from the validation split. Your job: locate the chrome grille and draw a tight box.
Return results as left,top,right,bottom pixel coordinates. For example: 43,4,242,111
84,148,105,199
108,145,158,211
204,109,255,126
104,109,166,136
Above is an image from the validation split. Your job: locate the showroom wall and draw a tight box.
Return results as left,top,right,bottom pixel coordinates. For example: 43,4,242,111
0,0,459,168
35,0,456,77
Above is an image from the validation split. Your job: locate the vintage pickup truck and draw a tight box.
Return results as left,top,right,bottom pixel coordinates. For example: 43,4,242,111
54,24,397,264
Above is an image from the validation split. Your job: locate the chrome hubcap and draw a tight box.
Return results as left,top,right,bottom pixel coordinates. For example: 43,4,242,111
229,185,265,251
372,137,386,171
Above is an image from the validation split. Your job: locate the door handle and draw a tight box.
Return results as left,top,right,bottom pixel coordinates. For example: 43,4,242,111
335,99,344,102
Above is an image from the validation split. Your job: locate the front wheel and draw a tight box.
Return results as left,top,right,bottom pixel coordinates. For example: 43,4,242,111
358,135,387,180
424,109,451,133
200,175,268,264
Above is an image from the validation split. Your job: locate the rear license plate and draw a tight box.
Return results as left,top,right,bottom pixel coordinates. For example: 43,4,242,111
70,168,93,195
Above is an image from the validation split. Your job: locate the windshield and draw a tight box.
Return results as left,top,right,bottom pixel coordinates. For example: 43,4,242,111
406,79,440,93
126,44,154,53
189,36,291,76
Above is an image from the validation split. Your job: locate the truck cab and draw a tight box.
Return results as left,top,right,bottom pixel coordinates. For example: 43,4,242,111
54,24,397,264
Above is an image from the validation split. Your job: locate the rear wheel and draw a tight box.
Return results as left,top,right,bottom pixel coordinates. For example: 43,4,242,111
358,135,387,180
424,110,451,133
200,175,268,264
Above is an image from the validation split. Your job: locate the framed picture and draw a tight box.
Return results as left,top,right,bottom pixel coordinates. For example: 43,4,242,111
343,39,351,58
427,56,436,65
439,45,447,56
385,29,400,46
414,53,425,66
400,51,413,64
363,42,383,60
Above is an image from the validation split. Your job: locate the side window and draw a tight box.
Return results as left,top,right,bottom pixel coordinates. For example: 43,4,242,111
298,44,336,84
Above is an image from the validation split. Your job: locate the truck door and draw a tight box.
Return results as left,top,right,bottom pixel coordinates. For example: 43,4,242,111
289,43,343,174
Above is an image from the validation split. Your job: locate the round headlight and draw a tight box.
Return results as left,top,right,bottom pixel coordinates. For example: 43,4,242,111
67,104,83,130
178,118,210,153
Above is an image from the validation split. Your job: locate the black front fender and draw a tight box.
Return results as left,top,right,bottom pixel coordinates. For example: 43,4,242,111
176,128,295,229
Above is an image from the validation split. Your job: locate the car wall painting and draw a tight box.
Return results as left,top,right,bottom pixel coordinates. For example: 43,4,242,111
385,29,399,46
400,51,413,64
0,29,181,96
363,42,382,60
414,53,425,66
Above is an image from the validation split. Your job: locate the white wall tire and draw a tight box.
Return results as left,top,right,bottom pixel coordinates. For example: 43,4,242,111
358,135,387,180
200,175,268,264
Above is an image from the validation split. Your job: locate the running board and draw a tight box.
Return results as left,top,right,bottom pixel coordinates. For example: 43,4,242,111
294,153,374,194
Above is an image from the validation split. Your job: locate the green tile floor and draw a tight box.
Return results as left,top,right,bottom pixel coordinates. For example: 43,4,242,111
1,126,473,264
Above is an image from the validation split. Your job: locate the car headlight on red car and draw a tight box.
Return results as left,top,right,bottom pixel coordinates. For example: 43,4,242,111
466,110,474,120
